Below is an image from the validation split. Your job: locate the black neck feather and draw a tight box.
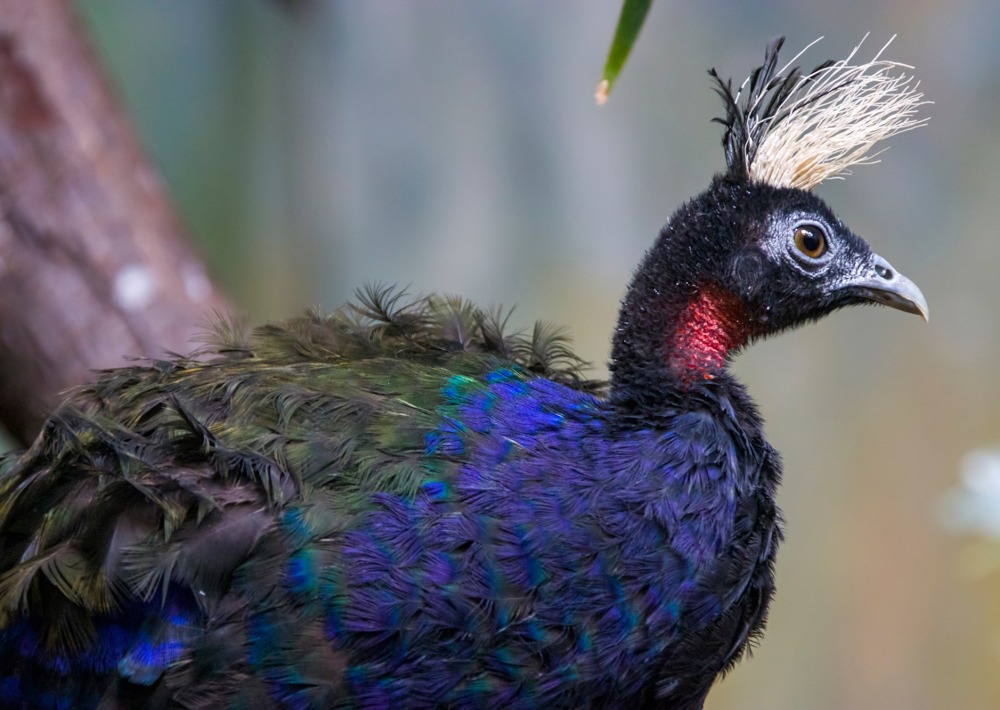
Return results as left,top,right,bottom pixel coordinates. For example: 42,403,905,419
609,179,751,411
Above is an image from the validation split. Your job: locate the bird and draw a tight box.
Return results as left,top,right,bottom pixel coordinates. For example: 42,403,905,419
0,37,928,709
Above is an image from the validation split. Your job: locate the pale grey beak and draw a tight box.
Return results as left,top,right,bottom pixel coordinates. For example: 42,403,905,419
843,254,929,322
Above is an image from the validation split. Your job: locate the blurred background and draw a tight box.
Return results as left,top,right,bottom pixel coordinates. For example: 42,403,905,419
29,1,1000,707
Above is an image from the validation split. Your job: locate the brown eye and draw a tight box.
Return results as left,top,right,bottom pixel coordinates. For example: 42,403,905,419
794,225,826,259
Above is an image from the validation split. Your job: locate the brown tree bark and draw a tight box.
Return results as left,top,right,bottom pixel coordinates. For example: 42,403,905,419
0,0,231,444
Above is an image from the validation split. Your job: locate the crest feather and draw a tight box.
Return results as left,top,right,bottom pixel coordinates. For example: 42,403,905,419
711,35,928,190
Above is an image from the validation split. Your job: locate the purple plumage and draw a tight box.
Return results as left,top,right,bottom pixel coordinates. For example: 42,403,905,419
0,39,927,708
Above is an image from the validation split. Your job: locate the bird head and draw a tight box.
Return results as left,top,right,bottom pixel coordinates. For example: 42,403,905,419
703,176,927,334
611,37,928,396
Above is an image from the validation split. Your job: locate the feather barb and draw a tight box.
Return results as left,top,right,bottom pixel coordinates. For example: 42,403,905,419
713,35,929,190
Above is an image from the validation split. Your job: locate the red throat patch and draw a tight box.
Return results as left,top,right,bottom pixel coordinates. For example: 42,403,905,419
667,284,755,382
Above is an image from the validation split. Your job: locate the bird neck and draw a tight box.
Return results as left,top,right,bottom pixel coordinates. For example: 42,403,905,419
609,248,756,408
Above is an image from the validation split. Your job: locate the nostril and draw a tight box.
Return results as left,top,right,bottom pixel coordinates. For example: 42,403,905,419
874,263,893,280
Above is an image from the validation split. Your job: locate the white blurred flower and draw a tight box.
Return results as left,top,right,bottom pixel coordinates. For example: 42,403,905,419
940,446,1000,540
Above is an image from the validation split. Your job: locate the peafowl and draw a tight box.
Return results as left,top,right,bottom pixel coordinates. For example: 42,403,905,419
0,38,928,709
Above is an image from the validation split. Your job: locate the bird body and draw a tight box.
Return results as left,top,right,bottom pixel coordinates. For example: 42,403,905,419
0,305,777,708
0,39,927,708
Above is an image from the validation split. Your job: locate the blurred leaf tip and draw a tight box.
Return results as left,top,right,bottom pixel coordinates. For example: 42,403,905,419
596,0,654,106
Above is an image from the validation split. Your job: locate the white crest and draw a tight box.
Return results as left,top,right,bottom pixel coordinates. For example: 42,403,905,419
713,36,929,191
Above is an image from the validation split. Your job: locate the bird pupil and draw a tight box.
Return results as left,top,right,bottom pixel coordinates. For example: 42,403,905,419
795,226,824,257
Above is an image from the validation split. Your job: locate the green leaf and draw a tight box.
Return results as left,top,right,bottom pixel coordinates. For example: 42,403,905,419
596,0,654,105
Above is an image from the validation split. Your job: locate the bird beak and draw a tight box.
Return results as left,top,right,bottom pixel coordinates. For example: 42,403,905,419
840,254,929,321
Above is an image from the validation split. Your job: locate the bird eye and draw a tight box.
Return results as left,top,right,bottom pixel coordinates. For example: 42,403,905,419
793,225,826,259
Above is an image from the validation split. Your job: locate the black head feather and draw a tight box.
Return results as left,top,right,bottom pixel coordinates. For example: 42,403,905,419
709,38,834,182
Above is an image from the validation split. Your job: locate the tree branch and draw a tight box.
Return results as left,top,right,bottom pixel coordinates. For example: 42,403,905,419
0,0,231,444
